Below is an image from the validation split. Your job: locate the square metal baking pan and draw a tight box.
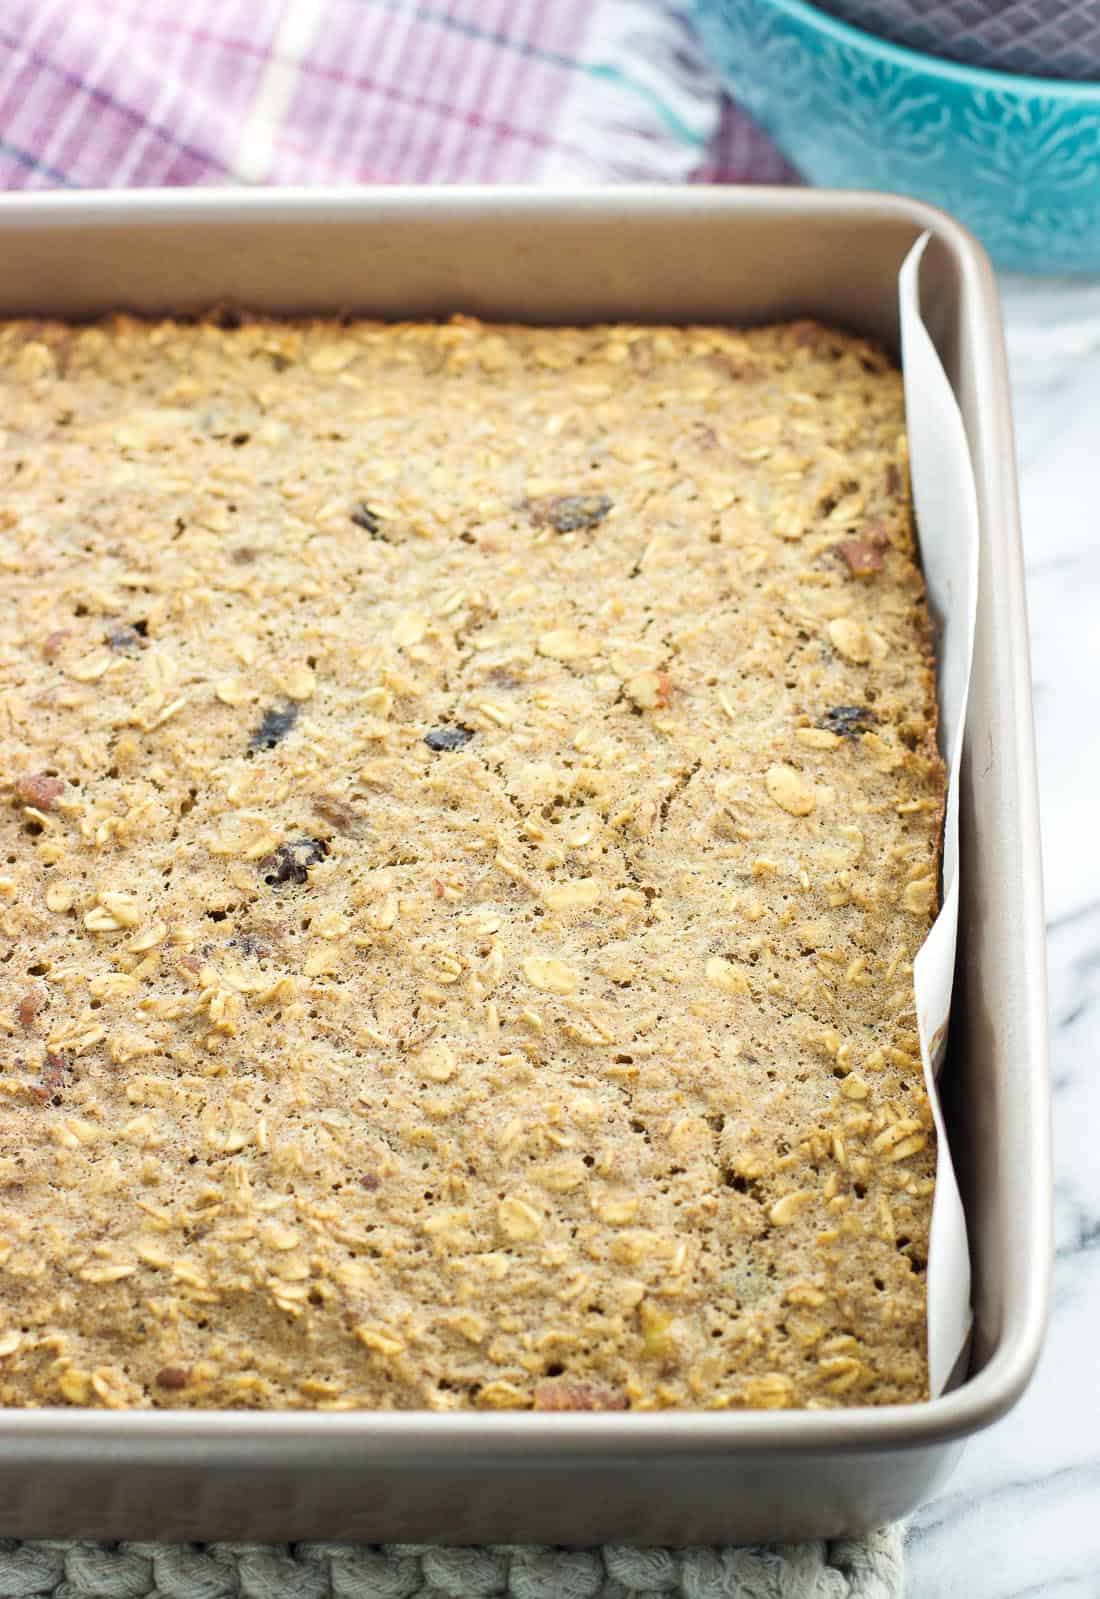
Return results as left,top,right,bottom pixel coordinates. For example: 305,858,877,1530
0,187,1050,1546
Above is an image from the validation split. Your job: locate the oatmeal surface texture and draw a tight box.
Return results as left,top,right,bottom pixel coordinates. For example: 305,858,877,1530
0,314,942,1412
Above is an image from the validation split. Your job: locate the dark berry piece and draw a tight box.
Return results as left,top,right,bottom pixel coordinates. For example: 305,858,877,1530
262,837,329,887
819,705,877,739
250,703,299,751
351,502,384,538
527,493,612,534
423,726,474,752
105,625,143,653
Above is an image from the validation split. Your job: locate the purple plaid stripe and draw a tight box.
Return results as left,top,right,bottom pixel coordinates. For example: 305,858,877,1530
0,21,233,178
283,0,594,184
0,0,274,187
0,1,793,190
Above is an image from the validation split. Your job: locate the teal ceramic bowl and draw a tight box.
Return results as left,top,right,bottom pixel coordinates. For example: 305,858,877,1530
692,0,1100,272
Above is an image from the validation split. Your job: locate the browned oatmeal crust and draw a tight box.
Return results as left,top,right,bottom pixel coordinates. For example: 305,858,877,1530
0,313,942,1411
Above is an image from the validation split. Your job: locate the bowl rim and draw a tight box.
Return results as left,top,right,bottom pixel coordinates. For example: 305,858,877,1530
745,0,1100,98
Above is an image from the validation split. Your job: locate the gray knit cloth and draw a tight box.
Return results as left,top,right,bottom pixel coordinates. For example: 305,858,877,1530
0,1531,904,1599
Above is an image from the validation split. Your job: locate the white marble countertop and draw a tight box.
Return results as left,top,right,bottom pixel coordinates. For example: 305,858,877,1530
909,279,1100,1598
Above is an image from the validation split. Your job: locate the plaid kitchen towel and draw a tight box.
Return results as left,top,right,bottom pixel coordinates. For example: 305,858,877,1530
0,0,796,190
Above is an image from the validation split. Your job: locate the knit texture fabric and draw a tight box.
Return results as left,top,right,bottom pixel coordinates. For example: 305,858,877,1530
0,1532,905,1598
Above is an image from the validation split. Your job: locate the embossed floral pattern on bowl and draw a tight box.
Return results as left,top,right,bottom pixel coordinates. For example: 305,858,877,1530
693,0,1100,272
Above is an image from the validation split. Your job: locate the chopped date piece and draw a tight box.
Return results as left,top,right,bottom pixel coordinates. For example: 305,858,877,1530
13,773,64,812
624,670,671,712
790,319,823,349
312,792,361,832
41,629,71,659
819,705,877,740
30,1051,67,1103
263,837,328,887
533,1379,629,1412
360,1172,380,1191
837,524,889,579
423,726,474,753
351,502,384,538
707,353,761,382
155,1366,191,1391
17,988,43,1030
250,702,299,751
527,493,612,534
